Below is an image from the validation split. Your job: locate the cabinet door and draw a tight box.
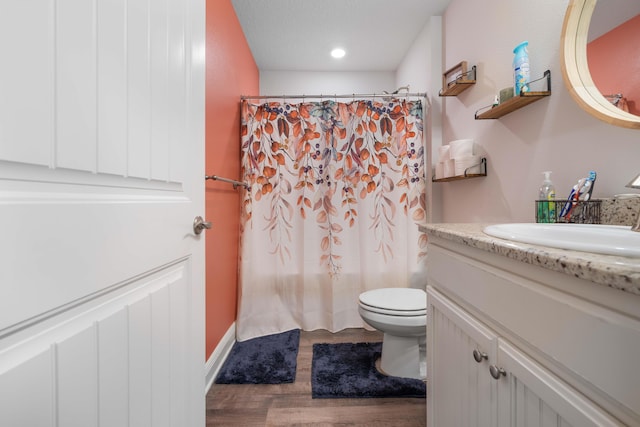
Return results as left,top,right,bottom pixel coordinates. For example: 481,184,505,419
495,339,623,427
428,287,498,427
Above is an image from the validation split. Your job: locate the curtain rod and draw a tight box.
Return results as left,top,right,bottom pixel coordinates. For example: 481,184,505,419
205,174,249,190
240,92,428,101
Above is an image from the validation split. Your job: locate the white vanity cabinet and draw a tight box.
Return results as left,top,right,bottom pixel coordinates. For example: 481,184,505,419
426,232,640,427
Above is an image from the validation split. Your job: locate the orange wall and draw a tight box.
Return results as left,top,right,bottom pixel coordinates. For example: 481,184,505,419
205,0,259,359
587,14,640,115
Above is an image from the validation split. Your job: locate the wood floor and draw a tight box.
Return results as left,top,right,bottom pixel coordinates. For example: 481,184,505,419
206,328,426,426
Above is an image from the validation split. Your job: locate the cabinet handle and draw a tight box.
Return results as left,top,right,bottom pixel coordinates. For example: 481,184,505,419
472,349,488,363
489,365,506,380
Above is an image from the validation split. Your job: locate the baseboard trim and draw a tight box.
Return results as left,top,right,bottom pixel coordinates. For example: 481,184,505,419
204,322,236,395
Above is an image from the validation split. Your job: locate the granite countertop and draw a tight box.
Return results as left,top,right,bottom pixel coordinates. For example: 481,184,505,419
420,223,640,296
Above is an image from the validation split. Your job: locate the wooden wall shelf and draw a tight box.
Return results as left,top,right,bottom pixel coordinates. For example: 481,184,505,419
433,158,487,182
475,70,551,120
439,61,476,97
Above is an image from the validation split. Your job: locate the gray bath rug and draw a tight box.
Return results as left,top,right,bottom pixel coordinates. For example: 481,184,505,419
215,329,300,384
311,341,426,398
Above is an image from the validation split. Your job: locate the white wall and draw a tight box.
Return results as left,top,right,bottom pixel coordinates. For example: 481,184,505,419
396,16,444,222
396,16,443,154
259,70,395,98
438,0,640,223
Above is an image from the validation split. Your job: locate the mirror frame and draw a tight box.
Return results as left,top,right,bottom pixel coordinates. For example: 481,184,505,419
561,0,640,129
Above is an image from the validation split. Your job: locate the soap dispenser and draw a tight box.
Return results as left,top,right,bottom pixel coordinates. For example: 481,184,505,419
538,171,556,223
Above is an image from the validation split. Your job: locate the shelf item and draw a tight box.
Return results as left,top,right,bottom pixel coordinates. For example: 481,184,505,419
433,157,486,182
475,70,551,120
439,61,476,96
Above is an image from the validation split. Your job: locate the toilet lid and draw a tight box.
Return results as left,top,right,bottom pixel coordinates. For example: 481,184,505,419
359,288,426,316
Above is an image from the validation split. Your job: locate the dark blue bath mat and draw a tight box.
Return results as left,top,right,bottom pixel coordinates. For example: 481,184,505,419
311,342,426,398
215,329,300,384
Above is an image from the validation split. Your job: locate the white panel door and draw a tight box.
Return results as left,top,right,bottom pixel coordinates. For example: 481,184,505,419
427,287,498,427
0,0,205,425
496,339,623,427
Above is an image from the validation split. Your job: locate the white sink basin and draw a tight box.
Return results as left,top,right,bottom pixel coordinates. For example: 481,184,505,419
483,223,640,257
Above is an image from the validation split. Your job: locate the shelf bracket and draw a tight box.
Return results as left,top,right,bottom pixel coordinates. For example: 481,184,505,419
439,62,477,96
432,157,487,182
521,69,551,96
464,157,487,177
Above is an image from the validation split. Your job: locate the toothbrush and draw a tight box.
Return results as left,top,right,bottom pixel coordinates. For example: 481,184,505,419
560,179,583,219
560,171,597,220
578,171,597,201
579,181,592,201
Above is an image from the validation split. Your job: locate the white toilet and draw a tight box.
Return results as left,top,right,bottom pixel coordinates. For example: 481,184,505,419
358,287,427,380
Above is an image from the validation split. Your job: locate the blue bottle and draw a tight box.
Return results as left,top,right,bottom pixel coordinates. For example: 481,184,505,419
513,41,530,96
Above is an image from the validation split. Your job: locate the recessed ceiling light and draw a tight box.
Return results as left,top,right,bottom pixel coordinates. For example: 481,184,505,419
331,48,346,59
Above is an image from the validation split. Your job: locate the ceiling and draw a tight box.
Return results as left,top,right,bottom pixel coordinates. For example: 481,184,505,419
230,0,451,72
588,1,640,41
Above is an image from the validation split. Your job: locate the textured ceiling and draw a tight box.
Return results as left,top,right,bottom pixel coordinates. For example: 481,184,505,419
230,0,451,72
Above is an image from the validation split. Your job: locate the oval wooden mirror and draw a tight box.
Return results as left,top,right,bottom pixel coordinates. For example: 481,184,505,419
561,0,640,129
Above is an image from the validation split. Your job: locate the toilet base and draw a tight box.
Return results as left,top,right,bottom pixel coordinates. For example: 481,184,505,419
379,333,426,380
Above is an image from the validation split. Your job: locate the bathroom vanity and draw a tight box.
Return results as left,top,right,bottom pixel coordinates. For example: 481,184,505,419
422,224,640,427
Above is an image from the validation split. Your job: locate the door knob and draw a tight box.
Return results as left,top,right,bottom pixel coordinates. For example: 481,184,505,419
193,216,212,235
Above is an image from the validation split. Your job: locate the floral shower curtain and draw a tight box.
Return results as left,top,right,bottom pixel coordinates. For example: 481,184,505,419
237,98,428,341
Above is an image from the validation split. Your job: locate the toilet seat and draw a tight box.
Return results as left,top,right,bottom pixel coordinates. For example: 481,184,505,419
358,288,426,316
